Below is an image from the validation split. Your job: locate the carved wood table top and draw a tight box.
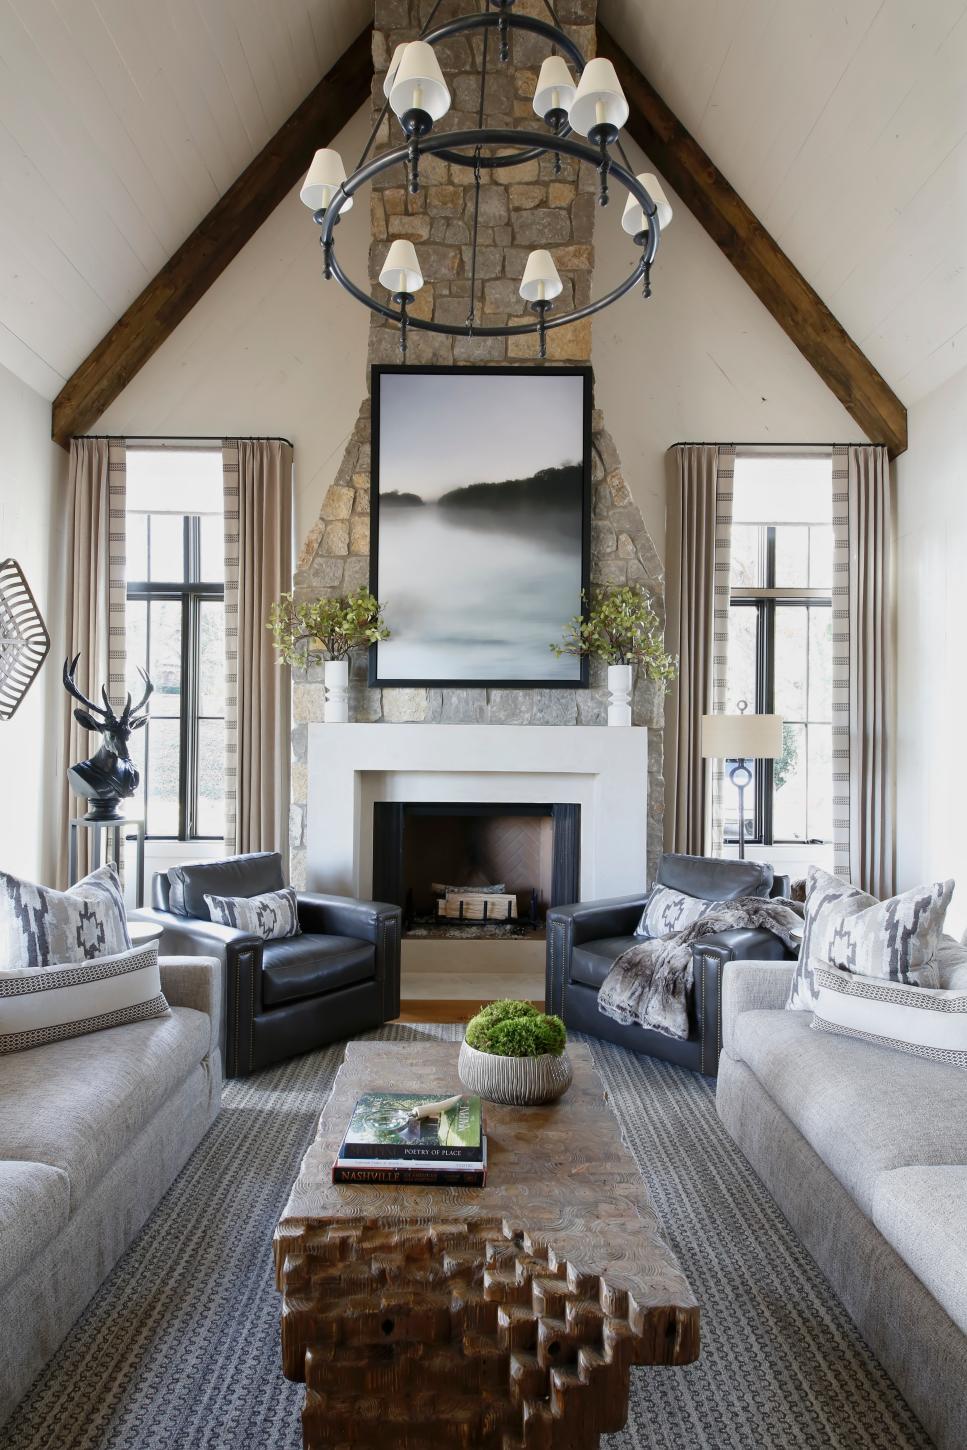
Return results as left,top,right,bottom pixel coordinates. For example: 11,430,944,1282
274,1041,699,1450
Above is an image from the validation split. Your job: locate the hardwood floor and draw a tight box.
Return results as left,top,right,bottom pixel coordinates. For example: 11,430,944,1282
395,1000,544,1024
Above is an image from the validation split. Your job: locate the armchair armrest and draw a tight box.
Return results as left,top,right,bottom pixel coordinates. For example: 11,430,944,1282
692,930,794,1078
158,955,221,1060
545,895,648,1016
296,894,402,1023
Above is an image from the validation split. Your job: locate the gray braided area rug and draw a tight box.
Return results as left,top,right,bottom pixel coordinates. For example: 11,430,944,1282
0,1024,929,1450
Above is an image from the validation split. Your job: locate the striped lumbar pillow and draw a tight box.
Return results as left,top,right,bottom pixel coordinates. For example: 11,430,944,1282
0,942,169,1054
203,887,300,941
812,964,967,1067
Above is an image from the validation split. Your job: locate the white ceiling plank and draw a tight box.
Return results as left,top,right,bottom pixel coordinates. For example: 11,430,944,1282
0,319,65,399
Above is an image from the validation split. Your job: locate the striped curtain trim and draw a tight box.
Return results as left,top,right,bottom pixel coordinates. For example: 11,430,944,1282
108,441,126,705
222,443,240,855
831,444,850,880
709,445,735,856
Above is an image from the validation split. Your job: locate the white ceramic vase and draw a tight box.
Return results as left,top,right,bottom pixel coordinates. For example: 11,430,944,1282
457,1039,573,1106
607,662,633,726
324,659,349,724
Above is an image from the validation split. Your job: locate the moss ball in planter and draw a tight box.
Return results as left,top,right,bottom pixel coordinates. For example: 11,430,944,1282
460,1000,572,1106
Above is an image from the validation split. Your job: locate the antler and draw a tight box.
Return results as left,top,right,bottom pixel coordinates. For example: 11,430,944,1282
127,667,154,722
63,654,109,720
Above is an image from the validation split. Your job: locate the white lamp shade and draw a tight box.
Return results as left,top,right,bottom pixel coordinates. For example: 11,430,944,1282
533,56,576,118
300,148,352,212
388,41,451,122
621,172,673,236
379,239,424,295
519,249,563,303
701,713,784,760
383,43,407,98
568,57,629,137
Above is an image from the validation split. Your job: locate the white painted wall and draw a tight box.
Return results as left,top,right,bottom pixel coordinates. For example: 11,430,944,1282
96,110,860,562
0,361,66,884
896,362,967,935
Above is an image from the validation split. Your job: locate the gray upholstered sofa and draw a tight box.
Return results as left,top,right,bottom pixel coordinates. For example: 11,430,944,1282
718,961,967,1450
0,956,222,1426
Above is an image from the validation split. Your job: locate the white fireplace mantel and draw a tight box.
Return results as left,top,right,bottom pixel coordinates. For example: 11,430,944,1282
306,724,648,902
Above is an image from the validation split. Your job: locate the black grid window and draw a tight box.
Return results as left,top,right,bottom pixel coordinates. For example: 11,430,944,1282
126,512,224,840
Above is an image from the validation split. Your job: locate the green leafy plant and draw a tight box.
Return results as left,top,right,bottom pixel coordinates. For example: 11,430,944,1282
552,584,678,685
267,587,389,667
465,999,567,1058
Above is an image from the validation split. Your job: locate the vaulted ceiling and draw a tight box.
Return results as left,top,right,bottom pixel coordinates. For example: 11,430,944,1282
0,0,964,409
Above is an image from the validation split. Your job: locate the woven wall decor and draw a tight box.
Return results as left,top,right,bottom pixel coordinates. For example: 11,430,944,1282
0,558,50,720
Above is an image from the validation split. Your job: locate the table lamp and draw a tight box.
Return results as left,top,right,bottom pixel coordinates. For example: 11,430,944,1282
702,702,784,859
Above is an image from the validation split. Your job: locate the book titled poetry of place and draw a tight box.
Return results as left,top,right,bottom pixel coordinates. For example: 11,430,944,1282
339,1091,483,1161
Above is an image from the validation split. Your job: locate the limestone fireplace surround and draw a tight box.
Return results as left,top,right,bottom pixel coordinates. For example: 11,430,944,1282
306,723,648,904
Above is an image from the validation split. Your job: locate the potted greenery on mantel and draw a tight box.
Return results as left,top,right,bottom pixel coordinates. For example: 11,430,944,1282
268,587,389,723
459,1000,571,1106
553,584,678,726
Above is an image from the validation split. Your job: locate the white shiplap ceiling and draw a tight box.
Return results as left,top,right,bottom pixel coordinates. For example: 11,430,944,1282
601,0,967,403
0,0,370,399
0,0,964,408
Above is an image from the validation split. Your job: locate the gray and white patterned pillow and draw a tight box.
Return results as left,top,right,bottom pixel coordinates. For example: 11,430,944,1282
203,887,300,942
786,866,953,1011
0,863,131,970
812,965,967,1067
636,884,710,938
0,941,169,1053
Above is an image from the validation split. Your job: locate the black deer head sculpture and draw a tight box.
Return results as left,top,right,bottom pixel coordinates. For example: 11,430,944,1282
63,655,153,821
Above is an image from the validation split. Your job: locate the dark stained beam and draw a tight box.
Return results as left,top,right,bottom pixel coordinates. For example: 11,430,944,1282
52,24,373,447
599,23,907,456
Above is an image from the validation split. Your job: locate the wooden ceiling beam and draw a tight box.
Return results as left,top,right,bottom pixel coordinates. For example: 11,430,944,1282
52,24,374,448
598,23,907,456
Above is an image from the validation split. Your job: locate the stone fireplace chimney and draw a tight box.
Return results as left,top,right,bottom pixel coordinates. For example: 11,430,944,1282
292,0,665,888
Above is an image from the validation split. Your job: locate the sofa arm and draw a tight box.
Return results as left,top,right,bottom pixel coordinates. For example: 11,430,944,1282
720,961,797,1059
297,894,402,1023
159,955,221,1059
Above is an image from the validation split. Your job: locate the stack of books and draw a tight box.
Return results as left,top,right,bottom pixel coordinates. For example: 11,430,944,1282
332,1090,487,1187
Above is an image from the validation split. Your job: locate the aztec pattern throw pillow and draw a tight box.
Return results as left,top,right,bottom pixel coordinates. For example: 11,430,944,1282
636,884,711,938
0,941,169,1054
203,887,301,942
786,866,953,1011
0,863,131,971
812,964,967,1067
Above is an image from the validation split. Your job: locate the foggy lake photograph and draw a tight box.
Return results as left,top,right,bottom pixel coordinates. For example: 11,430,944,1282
371,368,589,685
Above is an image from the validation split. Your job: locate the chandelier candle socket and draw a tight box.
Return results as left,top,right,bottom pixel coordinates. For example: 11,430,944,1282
302,0,666,360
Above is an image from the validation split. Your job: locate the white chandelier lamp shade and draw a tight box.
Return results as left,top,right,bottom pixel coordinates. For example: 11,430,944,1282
300,148,352,213
519,249,563,303
568,58,629,138
532,56,576,121
379,239,424,296
622,172,673,237
383,43,408,98
388,41,451,124
701,712,784,761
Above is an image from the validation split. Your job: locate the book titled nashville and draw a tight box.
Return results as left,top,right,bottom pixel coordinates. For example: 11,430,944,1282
338,1091,483,1161
332,1139,487,1188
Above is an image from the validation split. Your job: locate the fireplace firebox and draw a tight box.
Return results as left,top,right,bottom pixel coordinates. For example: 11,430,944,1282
372,802,580,940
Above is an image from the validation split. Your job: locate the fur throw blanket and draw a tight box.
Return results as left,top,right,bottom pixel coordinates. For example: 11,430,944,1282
597,897,804,1040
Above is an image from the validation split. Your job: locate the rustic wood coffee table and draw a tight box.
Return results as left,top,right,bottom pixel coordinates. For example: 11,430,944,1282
274,1042,699,1449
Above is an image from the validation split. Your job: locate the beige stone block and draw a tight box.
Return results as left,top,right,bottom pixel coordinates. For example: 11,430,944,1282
509,184,544,210
549,244,593,271
352,471,369,490
353,487,371,515
382,688,429,723
298,519,324,571
343,555,371,592
548,182,577,207
617,532,637,559
291,762,308,807
350,516,370,554
383,188,407,216
293,683,326,724
388,213,431,241
512,208,571,246
321,485,354,521
427,184,464,217
308,556,345,590
543,317,592,360
507,333,540,360
323,519,350,556
370,194,387,242
514,66,538,97
494,157,540,185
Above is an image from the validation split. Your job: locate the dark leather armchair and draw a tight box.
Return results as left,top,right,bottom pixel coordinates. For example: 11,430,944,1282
136,851,401,1078
545,852,795,1077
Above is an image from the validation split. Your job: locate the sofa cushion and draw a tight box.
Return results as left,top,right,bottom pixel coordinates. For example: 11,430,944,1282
0,862,130,969
0,942,169,1054
0,1006,210,1211
167,852,284,920
570,936,638,991
0,1160,70,1293
872,1166,967,1337
732,1007,967,1216
656,852,773,901
261,934,375,1007
812,965,967,1067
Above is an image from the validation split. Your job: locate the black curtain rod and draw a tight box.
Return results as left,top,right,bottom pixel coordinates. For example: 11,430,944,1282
78,433,294,445
671,440,862,448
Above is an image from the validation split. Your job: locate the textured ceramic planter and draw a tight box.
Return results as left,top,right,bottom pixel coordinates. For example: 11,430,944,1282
458,1040,573,1106
324,659,349,723
607,663,633,726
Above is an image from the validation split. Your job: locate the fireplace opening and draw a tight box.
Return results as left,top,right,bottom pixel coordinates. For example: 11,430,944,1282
372,803,580,940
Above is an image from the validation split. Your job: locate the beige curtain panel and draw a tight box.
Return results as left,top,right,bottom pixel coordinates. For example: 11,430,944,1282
222,439,293,864
832,444,897,897
56,438,127,888
664,445,733,858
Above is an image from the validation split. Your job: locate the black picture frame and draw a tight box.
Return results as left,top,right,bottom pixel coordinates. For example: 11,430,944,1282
369,364,592,689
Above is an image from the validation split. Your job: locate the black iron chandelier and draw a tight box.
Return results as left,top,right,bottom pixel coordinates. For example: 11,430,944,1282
300,0,673,360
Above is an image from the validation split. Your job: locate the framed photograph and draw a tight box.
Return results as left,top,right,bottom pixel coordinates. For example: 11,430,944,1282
369,365,591,688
